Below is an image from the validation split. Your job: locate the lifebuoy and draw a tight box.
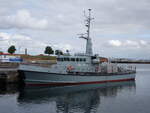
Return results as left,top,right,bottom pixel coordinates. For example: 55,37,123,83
95,66,99,72
67,65,74,71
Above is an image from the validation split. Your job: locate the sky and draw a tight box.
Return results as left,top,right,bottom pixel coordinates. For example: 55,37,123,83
0,0,150,59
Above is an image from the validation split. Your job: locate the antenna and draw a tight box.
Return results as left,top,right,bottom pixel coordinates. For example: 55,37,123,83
79,9,94,39
77,33,88,40
86,9,94,39
78,9,94,56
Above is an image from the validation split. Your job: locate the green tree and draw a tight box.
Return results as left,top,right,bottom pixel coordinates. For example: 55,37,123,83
8,45,16,54
55,50,63,55
44,46,54,55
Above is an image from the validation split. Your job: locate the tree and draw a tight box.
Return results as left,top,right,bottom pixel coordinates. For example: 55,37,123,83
55,50,63,55
44,46,54,55
8,45,16,54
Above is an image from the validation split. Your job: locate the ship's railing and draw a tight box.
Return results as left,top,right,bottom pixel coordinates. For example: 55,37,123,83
99,63,136,74
74,53,87,56
20,60,55,67
118,65,136,73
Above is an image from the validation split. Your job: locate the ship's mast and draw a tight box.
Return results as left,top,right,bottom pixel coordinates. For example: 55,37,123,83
79,9,94,56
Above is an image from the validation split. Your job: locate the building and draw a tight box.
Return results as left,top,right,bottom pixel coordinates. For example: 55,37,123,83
0,53,23,62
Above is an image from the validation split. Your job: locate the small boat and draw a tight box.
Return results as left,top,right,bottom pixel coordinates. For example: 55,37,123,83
19,9,136,87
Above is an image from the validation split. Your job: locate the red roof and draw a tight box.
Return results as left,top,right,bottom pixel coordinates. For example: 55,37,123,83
0,53,24,55
0,53,11,55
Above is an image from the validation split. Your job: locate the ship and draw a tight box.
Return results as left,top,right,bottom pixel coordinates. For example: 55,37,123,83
18,9,136,87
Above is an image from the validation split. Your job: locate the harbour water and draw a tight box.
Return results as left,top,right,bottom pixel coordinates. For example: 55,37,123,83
0,64,149,113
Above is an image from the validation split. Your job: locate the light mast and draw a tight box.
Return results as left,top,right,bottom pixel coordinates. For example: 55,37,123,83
79,9,94,56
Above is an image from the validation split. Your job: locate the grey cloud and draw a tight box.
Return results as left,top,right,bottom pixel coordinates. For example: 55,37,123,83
103,39,150,49
0,9,48,30
0,0,150,58
35,0,150,34
1,0,150,32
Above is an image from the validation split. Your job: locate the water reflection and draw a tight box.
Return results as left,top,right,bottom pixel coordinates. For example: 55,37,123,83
0,84,18,94
18,81,136,113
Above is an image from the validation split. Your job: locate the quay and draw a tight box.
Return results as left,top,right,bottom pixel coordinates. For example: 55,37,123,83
0,62,19,84
0,61,53,84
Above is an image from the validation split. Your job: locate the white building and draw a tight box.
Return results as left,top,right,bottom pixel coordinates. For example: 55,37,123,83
0,53,23,62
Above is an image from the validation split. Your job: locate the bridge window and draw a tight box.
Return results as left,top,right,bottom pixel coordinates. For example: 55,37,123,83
60,58,64,61
57,58,64,61
57,57,86,62
83,58,86,62
64,58,70,61
76,58,79,62
91,56,96,59
79,58,86,62
57,58,61,61
71,58,75,61
64,58,67,61
79,58,83,61
66,58,70,61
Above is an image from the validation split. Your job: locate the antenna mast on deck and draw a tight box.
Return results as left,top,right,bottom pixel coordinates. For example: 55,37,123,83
79,9,94,56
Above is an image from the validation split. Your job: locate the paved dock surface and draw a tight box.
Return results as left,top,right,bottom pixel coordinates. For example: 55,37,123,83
0,68,18,72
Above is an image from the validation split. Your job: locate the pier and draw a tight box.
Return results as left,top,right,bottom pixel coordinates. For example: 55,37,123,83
0,63,19,84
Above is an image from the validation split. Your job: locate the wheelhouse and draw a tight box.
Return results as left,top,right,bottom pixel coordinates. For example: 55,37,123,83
57,57,86,62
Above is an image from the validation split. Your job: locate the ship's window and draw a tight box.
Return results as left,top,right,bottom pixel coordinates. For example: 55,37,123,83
64,58,70,61
57,58,60,61
64,58,67,61
83,58,86,62
79,58,83,61
76,58,79,62
71,58,75,61
60,58,64,61
57,58,63,61
79,58,86,62
66,58,70,61
91,56,96,59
